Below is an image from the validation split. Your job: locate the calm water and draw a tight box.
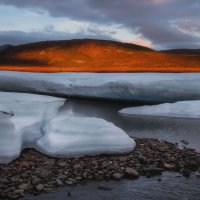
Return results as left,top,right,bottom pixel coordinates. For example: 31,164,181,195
27,172,200,200
61,98,200,152
27,98,200,200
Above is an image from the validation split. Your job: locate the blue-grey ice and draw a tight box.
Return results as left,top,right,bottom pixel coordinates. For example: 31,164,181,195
1,71,200,102
0,92,135,164
119,100,200,119
37,115,135,157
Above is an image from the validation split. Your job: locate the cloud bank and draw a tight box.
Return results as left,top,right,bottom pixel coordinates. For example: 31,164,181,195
0,0,199,49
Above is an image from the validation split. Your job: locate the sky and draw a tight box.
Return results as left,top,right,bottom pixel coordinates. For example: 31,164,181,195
0,0,199,50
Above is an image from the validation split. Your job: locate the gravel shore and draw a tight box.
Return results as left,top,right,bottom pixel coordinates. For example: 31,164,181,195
0,138,200,199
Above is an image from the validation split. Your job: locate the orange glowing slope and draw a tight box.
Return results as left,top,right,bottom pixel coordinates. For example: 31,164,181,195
0,39,200,72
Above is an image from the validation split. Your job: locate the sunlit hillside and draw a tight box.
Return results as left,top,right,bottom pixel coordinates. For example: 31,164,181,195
0,39,200,72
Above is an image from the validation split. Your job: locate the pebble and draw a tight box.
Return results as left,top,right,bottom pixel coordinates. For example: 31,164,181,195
164,163,176,170
38,169,49,178
18,183,28,190
181,140,189,145
32,177,41,185
58,162,66,167
36,184,44,191
66,181,74,185
113,173,123,180
56,179,63,186
125,167,140,178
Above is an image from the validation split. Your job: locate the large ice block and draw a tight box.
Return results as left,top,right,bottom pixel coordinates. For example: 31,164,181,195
37,115,135,157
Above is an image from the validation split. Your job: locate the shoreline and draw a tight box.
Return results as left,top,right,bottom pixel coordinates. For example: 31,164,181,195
0,138,200,199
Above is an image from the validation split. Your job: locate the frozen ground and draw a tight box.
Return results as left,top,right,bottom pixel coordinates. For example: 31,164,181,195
1,71,200,102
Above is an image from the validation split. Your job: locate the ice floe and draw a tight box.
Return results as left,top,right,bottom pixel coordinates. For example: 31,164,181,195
119,100,200,119
0,92,135,164
37,115,135,157
0,92,65,164
1,71,200,102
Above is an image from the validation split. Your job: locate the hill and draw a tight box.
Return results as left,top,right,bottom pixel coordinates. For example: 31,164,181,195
0,39,200,72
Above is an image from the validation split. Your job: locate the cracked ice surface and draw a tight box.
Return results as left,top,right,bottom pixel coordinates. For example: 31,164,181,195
119,100,200,119
1,72,200,102
0,92,135,164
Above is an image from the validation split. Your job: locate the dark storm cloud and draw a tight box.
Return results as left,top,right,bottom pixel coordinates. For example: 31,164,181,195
0,0,199,49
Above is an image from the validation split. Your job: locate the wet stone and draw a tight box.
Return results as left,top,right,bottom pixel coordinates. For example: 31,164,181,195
113,173,123,180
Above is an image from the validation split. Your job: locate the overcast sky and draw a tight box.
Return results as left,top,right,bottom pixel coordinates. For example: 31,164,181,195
0,0,199,49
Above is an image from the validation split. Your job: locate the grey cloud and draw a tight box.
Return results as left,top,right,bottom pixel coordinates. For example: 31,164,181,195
0,0,199,48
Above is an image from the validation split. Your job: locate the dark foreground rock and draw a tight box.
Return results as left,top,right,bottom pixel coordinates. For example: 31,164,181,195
0,138,199,199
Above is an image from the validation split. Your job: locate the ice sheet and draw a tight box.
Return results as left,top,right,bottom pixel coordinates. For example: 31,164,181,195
119,100,200,119
1,72,200,102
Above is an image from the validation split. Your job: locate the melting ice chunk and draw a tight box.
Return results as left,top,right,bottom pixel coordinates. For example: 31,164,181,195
119,100,200,119
37,115,135,157
0,92,65,164
0,92,135,164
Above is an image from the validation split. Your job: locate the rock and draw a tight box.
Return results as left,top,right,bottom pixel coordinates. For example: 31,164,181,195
66,181,73,185
57,174,67,179
56,179,63,186
138,154,148,164
11,176,20,182
18,183,28,190
75,176,82,181
32,177,41,185
73,164,81,169
101,161,108,168
181,169,191,177
119,157,127,162
20,161,30,168
125,167,140,178
58,162,66,167
181,140,189,145
14,189,24,194
38,169,49,178
113,173,122,180
164,163,176,170
190,161,199,169
36,184,44,191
